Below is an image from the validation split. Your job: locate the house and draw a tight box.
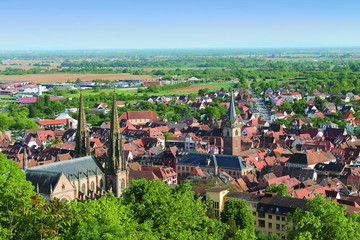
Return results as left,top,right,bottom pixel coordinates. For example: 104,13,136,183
332,94,350,102
319,121,338,131
119,111,158,125
307,92,326,101
242,126,257,136
324,102,336,113
141,166,177,185
289,118,313,129
116,101,125,107
16,96,67,105
346,120,360,134
37,119,67,130
343,112,355,121
281,92,302,102
285,151,336,169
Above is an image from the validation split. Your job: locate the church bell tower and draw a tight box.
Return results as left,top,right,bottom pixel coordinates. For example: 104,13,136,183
222,91,243,156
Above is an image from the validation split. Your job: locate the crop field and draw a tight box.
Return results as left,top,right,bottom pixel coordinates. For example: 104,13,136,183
168,85,220,92
0,73,154,83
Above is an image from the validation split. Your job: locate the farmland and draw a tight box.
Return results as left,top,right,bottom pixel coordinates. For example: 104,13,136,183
0,73,154,83
168,85,220,92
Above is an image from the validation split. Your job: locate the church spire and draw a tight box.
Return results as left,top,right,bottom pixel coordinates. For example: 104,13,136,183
106,90,124,174
228,91,237,122
75,91,90,157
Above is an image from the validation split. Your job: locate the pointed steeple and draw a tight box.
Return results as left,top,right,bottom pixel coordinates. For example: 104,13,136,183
106,90,125,174
228,91,237,122
75,91,90,157
23,144,28,171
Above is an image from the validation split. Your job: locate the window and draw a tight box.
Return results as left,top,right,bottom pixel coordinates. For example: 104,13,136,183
268,214,272,219
100,179,103,189
90,181,95,191
214,201,219,209
81,183,85,193
258,212,265,218
282,217,286,222
253,211,256,216
268,223,272,229
282,225,285,231
276,224,280,230
276,216,280,221
259,220,265,228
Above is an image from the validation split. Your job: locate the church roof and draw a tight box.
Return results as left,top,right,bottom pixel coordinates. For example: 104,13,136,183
26,156,104,180
26,171,61,195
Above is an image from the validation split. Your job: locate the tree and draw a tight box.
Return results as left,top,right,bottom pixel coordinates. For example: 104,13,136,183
0,153,36,239
256,231,281,240
163,132,176,140
68,194,143,240
225,218,238,239
220,198,255,239
314,97,324,111
265,183,289,197
94,87,100,93
289,195,360,240
76,78,82,83
278,102,292,111
122,179,225,239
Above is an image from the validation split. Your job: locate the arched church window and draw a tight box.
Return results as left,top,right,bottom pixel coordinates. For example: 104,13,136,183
121,179,125,189
90,181,95,191
100,179,103,189
235,130,239,136
81,183,86,193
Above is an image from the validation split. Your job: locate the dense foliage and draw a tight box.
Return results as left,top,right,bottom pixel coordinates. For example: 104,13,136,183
289,195,360,240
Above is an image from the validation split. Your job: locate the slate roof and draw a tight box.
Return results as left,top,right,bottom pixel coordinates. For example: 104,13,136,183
178,152,252,170
26,171,61,194
26,156,104,180
258,195,308,211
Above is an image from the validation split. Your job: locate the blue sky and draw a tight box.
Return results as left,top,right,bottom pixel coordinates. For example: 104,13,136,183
1,0,359,50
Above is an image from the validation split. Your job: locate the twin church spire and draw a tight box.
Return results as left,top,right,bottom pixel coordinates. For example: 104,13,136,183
75,90,124,172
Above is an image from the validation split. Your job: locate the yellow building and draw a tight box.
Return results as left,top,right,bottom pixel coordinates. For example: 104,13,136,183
206,188,229,217
206,190,308,239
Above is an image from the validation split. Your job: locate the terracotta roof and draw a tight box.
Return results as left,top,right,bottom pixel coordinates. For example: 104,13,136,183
16,96,66,104
37,119,67,125
119,111,158,120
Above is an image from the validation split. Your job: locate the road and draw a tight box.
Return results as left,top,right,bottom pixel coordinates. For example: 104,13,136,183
247,82,272,122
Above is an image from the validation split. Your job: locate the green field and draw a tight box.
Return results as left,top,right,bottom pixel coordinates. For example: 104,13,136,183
64,82,234,99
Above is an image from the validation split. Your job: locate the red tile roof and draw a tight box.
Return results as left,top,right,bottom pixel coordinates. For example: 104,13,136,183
37,119,67,125
16,96,66,104
119,111,158,120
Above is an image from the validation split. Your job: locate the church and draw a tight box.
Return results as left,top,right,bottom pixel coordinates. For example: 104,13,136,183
177,92,255,180
25,91,128,202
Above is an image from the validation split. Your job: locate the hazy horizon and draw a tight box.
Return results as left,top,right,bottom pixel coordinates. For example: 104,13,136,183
1,0,359,51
